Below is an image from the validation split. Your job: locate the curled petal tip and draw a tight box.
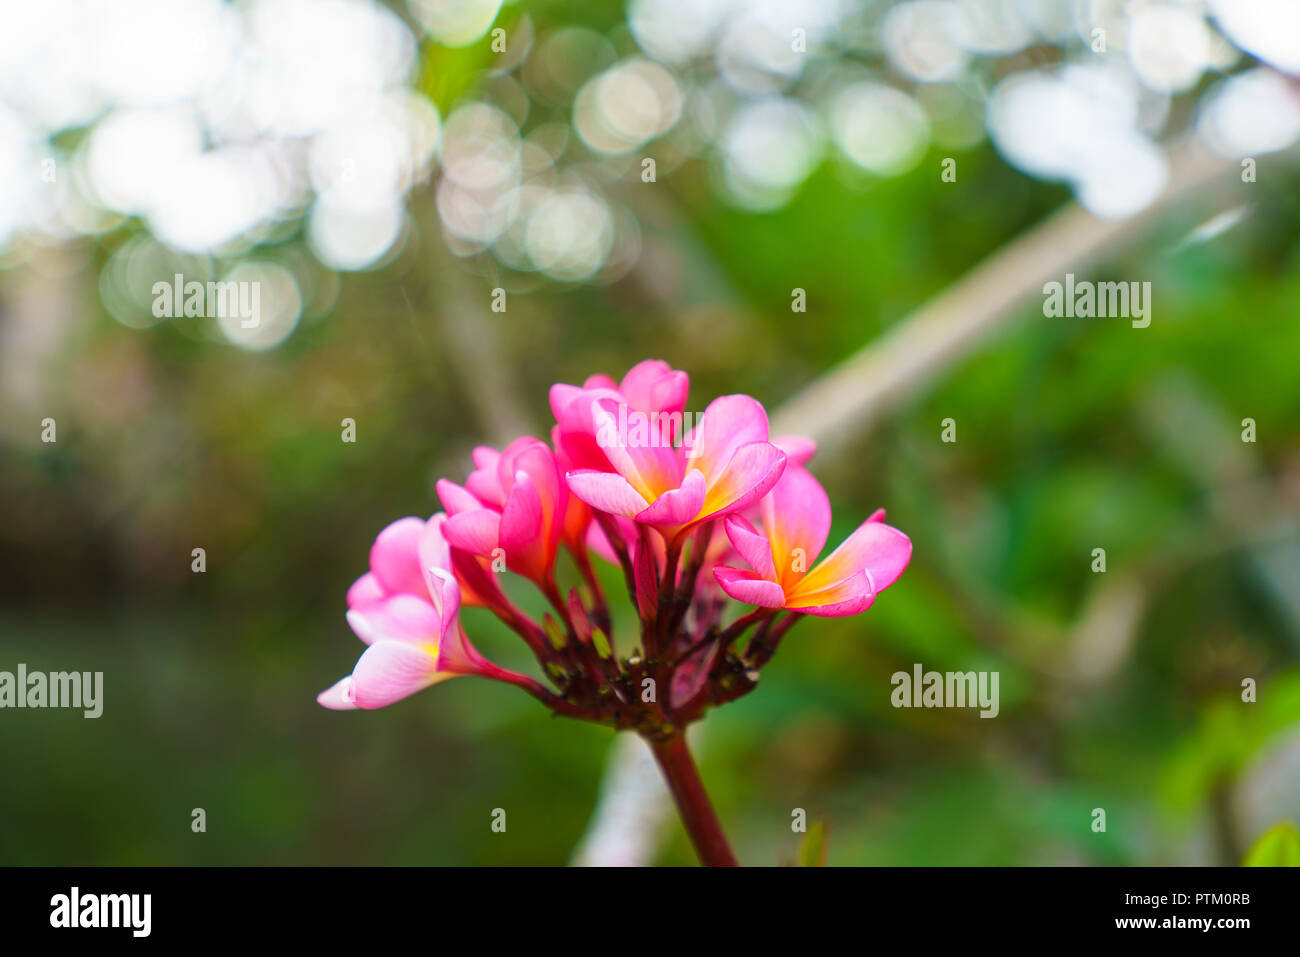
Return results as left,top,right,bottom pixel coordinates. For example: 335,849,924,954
317,676,358,710
713,565,787,607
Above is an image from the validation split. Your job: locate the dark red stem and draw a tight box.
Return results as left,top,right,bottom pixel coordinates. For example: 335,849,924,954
647,733,738,867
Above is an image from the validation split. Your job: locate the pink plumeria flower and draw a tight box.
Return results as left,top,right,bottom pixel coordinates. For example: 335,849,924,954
321,359,917,867
566,394,788,539
317,514,521,710
437,437,566,585
712,466,912,616
550,359,690,473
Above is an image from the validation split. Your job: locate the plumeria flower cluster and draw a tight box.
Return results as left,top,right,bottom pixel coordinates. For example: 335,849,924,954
318,360,911,864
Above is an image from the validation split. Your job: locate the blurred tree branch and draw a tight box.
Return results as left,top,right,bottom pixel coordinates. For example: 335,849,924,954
770,138,1253,448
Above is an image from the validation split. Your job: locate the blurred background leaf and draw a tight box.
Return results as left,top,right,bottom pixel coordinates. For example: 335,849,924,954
1242,821,1300,866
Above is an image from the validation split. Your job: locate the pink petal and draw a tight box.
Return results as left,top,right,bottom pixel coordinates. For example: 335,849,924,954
500,470,550,578
584,520,620,565
351,640,446,709
346,593,441,645
466,446,506,508
760,466,831,583
566,469,651,517
317,676,357,710
722,515,777,581
591,398,683,500
346,572,385,608
551,384,625,471
555,430,612,474
636,467,707,527
698,441,787,522
712,566,787,607
436,479,482,516
369,517,429,597
424,566,461,629
417,514,453,597
549,382,585,422
773,435,817,467
470,446,501,471
685,394,772,486
619,359,689,416
443,508,502,558
785,570,877,617
501,439,563,532
800,519,912,596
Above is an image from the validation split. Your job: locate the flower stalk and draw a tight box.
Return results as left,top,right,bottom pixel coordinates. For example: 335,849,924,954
647,732,738,867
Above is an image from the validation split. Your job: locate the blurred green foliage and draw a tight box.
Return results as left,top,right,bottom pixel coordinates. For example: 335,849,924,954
1243,821,1300,866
